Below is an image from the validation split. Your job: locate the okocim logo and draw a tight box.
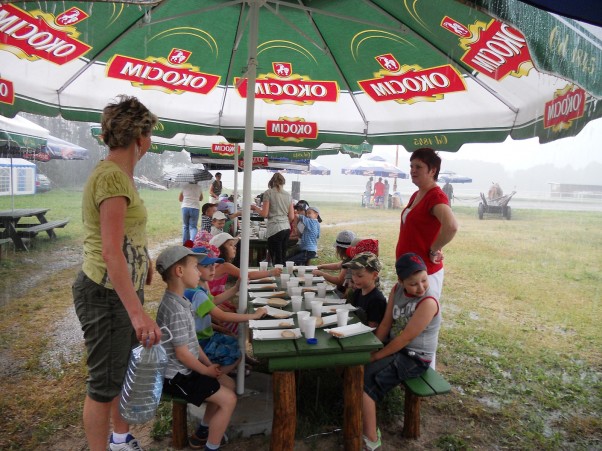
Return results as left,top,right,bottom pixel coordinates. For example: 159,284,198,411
544,85,586,131
266,117,318,143
106,54,220,95
358,62,467,104
235,61,339,106
0,4,91,64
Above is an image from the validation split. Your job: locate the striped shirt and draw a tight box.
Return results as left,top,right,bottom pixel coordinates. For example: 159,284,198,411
156,290,200,379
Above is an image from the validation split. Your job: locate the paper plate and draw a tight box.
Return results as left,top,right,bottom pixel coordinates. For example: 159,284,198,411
321,304,358,314
253,328,302,340
249,276,276,284
325,323,375,338
263,305,294,318
248,283,278,291
248,319,295,329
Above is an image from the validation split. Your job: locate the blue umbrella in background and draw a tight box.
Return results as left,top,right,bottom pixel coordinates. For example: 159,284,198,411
438,170,472,183
341,155,407,178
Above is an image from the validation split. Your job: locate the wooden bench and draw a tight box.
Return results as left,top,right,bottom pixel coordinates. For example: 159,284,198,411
16,219,69,239
161,393,188,449
401,367,451,439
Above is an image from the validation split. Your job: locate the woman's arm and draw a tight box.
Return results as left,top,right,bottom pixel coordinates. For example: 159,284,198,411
252,199,270,218
370,298,438,362
100,197,160,345
287,201,295,223
178,191,183,202
429,203,459,263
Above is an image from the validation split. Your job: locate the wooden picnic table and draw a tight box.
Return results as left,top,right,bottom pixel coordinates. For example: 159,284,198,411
0,208,69,251
248,279,382,451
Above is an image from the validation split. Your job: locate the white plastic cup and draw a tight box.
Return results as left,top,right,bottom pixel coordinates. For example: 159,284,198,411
297,265,306,276
291,287,303,297
291,296,303,313
259,261,268,271
317,283,327,298
336,309,349,327
304,291,316,310
297,311,310,334
258,229,266,239
311,300,323,317
280,273,290,285
274,264,284,271
302,316,317,339
286,261,295,274
304,274,313,287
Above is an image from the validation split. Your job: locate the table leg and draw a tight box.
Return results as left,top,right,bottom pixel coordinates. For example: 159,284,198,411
343,365,364,451
4,221,27,251
271,371,295,451
35,213,56,239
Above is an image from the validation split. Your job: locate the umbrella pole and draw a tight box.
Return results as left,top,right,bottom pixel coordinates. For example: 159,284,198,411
237,0,260,394
233,146,239,235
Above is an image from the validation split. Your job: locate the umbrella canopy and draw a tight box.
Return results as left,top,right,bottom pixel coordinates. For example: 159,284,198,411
438,170,472,184
342,155,407,178
163,166,213,184
0,114,49,156
267,162,331,175
1,0,600,150
44,135,89,160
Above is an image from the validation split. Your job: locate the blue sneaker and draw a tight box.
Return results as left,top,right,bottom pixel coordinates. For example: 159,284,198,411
109,433,145,451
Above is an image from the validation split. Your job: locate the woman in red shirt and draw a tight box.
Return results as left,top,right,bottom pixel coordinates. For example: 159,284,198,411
395,148,458,299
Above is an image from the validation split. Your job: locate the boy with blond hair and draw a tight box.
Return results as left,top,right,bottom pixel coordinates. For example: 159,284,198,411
155,246,236,451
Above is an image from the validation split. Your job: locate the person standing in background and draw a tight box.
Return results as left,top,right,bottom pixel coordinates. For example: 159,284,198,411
251,173,294,265
179,182,203,244
364,176,373,207
209,172,223,203
383,179,390,209
373,177,385,209
73,96,161,451
395,148,458,300
442,182,454,206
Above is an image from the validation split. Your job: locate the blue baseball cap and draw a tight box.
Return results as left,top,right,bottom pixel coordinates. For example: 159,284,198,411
192,246,224,265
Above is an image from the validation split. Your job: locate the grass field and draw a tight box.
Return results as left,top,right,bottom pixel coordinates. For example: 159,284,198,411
0,188,600,450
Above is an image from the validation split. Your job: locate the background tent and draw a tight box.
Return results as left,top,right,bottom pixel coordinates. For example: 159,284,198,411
0,157,36,196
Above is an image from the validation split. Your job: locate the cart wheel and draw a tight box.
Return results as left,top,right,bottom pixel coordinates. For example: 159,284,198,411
504,206,512,220
478,203,484,219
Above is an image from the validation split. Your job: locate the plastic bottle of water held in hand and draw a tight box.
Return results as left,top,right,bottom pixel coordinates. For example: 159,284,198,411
119,327,171,424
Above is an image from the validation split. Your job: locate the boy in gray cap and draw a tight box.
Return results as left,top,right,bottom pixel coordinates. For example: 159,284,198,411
342,252,386,328
155,245,236,451
361,252,441,451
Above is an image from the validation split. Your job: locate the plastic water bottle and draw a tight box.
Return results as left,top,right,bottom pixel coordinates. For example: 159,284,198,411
119,327,171,424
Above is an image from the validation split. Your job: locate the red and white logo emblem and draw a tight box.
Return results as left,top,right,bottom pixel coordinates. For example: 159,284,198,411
0,78,15,105
544,85,586,130
266,117,318,143
272,62,292,77
56,7,88,26
375,54,400,72
441,16,471,38
168,48,191,65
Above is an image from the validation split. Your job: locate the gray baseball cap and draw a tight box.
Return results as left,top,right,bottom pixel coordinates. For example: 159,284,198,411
156,246,206,275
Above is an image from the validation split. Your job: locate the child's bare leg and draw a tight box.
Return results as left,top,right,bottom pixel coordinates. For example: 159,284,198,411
219,356,242,376
218,373,235,390
362,392,378,442
204,387,237,444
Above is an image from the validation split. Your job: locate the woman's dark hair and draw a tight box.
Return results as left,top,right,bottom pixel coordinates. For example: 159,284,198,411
101,95,157,148
410,148,441,181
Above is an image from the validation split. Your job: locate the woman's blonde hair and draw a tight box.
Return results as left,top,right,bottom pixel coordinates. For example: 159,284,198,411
101,95,158,148
268,173,286,190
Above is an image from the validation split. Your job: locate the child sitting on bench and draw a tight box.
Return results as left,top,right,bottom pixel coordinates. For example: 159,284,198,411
361,253,442,451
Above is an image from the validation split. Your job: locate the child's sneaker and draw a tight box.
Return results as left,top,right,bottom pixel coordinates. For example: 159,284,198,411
109,434,145,451
189,424,209,449
362,428,381,451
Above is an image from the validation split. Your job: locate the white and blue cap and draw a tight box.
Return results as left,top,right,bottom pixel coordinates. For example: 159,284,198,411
156,246,206,275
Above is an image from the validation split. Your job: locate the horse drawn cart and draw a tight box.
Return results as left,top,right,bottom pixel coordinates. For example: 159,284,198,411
478,191,516,220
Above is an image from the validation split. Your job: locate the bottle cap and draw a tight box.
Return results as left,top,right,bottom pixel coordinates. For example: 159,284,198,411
306,338,318,345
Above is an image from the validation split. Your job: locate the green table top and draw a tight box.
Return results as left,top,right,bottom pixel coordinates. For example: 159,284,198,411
248,290,382,371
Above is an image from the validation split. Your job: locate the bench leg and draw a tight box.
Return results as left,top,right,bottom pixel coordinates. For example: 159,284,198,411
172,401,188,450
402,387,421,439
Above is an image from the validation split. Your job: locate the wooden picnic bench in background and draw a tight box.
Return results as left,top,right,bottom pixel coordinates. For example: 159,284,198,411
0,208,70,251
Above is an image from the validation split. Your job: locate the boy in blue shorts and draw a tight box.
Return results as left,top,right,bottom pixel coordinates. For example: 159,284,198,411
362,253,442,451
155,246,236,451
